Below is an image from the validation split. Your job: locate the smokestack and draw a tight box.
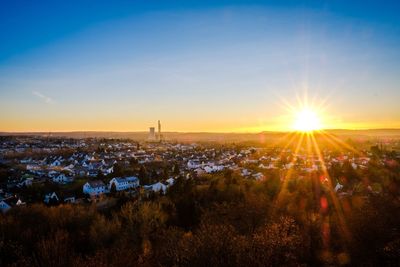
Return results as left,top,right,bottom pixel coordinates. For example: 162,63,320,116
158,120,161,141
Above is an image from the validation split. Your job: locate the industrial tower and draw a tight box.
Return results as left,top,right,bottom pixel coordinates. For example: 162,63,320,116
158,120,162,142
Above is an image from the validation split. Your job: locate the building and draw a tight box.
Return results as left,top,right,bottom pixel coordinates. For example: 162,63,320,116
52,173,73,184
144,182,167,194
44,192,59,204
83,180,107,196
158,120,162,141
149,127,156,140
109,176,140,191
0,200,11,213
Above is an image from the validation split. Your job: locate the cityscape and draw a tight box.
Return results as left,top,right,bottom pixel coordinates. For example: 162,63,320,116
1,1,400,267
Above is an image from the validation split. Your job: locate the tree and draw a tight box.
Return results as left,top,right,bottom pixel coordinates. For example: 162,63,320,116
163,166,169,180
113,163,123,177
342,160,359,185
139,165,149,185
110,182,117,196
96,170,104,180
36,230,72,267
151,170,158,182
130,157,138,166
173,162,180,176
223,169,236,185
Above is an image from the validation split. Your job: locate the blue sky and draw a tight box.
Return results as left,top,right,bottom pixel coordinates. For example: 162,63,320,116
1,0,399,132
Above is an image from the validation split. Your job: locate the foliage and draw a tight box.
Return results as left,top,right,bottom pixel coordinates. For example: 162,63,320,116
1,162,400,266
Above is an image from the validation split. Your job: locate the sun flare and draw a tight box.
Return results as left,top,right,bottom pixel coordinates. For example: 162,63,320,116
293,109,322,132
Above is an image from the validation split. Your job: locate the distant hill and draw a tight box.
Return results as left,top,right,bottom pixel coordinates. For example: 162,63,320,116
1,129,400,142
323,129,400,137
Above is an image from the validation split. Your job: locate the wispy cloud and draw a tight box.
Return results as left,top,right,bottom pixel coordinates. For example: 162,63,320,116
32,91,54,104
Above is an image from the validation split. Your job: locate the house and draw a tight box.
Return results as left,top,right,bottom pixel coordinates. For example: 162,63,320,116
109,176,139,191
0,200,11,213
75,166,88,177
62,164,75,175
166,177,175,187
259,163,275,169
50,159,62,167
187,159,201,169
253,172,265,181
241,169,251,176
20,158,33,164
44,192,59,204
16,199,26,206
26,164,41,171
48,170,59,177
64,196,76,203
102,166,114,175
18,177,34,187
88,170,99,177
335,183,344,192
204,165,224,173
144,182,167,194
83,180,107,196
52,173,73,184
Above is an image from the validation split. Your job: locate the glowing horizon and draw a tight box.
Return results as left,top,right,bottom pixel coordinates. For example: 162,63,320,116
1,1,399,132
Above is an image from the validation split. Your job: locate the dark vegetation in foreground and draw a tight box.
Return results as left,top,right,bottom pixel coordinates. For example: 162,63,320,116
1,167,400,267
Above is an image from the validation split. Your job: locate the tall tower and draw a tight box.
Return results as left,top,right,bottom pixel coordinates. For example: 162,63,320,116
158,120,161,141
149,127,155,140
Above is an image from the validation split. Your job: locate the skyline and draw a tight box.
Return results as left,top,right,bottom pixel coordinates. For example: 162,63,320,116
1,1,400,132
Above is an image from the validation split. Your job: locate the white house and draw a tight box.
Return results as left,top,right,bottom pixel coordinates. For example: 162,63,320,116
259,163,275,169
16,199,25,206
109,176,139,191
335,182,344,192
64,196,76,203
83,180,107,196
26,164,40,171
187,160,201,169
51,160,62,167
102,166,114,175
48,170,58,177
204,165,224,173
52,174,73,184
241,169,251,176
18,177,33,187
166,178,175,187
20,158,33,164
144,182,167,194
253,172,265,181
44,192,59,204
62,164,75,174
0,200,11,213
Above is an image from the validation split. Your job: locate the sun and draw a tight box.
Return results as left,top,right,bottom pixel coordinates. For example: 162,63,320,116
278,92,327,132
293,108,322,132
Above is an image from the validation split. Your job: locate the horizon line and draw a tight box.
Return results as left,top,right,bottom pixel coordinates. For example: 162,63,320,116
1,128,400,135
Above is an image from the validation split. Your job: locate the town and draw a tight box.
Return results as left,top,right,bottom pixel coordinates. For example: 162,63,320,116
1,134,399,213
1,134,399,266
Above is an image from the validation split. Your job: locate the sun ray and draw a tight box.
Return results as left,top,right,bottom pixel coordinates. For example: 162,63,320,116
274,92,357,256
310,133,352,243
271,131,299,160
274,132,305,206
319,130,361,155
